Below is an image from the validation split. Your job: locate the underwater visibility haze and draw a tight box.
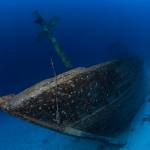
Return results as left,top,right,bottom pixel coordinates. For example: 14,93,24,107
0,0,150,150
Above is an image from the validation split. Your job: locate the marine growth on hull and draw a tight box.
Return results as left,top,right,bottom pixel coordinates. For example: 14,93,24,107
0,58,146,141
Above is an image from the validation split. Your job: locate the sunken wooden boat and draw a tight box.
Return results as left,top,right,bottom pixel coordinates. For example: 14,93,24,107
0,58,146,143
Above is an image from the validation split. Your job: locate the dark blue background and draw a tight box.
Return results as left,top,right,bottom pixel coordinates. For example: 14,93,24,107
0,0,150,95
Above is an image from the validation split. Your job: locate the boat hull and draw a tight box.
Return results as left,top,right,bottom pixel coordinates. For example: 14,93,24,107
0,58,146,138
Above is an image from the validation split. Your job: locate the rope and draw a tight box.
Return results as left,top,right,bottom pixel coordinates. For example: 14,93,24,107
50,57,60,124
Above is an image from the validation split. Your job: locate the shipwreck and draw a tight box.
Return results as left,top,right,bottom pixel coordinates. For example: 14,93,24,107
0,58,146,145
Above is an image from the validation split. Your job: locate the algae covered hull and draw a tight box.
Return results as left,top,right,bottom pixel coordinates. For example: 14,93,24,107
0,58,146,140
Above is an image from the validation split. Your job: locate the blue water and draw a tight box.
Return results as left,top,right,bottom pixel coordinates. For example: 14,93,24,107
0,0,150,149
